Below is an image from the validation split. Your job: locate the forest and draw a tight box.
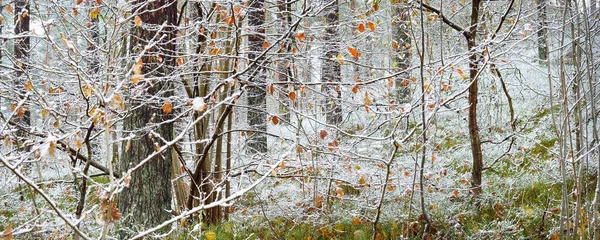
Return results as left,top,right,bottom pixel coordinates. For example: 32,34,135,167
0,0,599,239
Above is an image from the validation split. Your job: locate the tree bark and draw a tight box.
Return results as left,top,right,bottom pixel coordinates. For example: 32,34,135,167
322,0,342,125
537,0,548,61
467,0,483,196
247,0,268,153
117,0,177,234
392,0,411,102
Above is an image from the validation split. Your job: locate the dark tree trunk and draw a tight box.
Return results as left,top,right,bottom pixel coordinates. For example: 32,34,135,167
276,0,293,122
392,0,411,102
322,0,342,125
467,0,483,196
117,0,177,234
14,0,30,153
247,0,268,153
537,0,548,61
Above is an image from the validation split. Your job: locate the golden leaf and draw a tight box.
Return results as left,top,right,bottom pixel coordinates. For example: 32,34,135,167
367,21,375,31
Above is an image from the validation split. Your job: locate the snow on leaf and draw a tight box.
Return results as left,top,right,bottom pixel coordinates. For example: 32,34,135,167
347,46,359,59
134,15,142,27
192,97,206,112
295,31,305,42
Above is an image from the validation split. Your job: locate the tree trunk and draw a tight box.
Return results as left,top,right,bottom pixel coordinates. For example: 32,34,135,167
117,0,177,234
467,0,483,196
322,0,342,125
537,0,548,61
14,0,31,159
392,0,411,102
247,0,268,153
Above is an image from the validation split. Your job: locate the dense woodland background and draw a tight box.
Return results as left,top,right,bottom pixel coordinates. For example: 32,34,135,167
1,0,600,239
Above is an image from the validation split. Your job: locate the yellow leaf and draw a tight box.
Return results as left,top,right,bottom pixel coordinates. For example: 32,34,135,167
367,21,375,31
134,15,142,27
364,92,372,106
41,109,49,117
24,81,33,92
131,74,144,84
91,7,100,19
205,231,217,240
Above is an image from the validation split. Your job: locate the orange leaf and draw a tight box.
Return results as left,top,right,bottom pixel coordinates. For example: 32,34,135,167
271,116,279,125
295,32,305,41
352,86,359,94
234,6,242,15
392,41,399,49
358,23,365,33
319,129,327,140
347,46,359,59
5,5,14,14
335,187,344,197
315,195,324,208
367,21,375,31
134,15,142,26
455,68,465,79
210,48,220,56
267,84,275,95
177,58,184,66
288,91,296,101
296,146,304,153
352,218,362,225
225,15,235,25
262,41,270,50
453,189,460,198
162,102,173,114
77,0,83,4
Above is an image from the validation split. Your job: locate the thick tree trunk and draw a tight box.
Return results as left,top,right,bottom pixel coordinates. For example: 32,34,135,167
14,0,31,156
322,0,342,125
391,0,411,102
467,0,483,196
117,0,177,234
247,0,268,153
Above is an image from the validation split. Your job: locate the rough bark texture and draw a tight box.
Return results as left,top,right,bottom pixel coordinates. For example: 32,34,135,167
117,0,177,234
537,0,548,61
277,0,293,122
14,0,30,152
467,0,483,196
247,0,268,153
322,0,342,125
392,0,411,102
